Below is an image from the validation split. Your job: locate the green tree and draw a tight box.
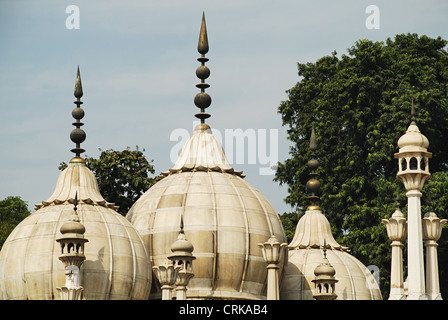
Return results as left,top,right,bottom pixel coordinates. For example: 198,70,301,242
0,196,30,249
60,147,160,215
275,33,448,298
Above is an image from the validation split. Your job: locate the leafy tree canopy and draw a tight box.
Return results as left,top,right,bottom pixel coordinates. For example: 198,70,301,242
0,196,30,249
275,33,448,298
60,147,160,215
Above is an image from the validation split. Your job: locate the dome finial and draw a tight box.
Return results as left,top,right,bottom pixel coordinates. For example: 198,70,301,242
70,66,86,163
306,124,321,210
194,12,212,124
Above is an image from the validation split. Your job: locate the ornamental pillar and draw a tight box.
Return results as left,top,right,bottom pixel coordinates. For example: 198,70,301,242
382,201,407,300
258,234,287,300
422,203,447,300
153,262,180,300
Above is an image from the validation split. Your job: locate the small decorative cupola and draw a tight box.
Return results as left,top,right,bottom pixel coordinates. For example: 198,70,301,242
311,241,338,300
395,101,432,191
56,192,88,300
168,218,196,300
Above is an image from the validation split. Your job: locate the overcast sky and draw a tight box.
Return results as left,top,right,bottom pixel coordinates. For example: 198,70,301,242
1,0,447,214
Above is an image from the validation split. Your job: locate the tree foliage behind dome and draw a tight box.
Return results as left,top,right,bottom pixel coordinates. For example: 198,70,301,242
275,33,448,298
0,196,30,249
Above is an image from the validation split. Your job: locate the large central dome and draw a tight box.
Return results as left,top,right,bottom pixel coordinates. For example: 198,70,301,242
127,124,287,299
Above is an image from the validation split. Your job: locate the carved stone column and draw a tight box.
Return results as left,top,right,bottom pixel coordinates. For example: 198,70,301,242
422,210,447,300
382,204,407,300
153,262,180,300
259,234,287,300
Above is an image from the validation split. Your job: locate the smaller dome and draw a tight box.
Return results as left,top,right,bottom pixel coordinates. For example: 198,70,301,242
314,257,336,277
170,232,194,256
397,122,429,152
60,219,85,235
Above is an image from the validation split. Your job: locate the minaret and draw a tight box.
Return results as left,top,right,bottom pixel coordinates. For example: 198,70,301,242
394,102,432,300
422,193,447,300
70,66,86,164
194,12,212,124
56,193,88,300
382,193,407,300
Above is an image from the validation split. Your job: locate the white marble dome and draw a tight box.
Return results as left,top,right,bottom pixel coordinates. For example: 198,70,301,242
0,161,152,300
127,124,287,300
397,122,429,152
280,208,382,300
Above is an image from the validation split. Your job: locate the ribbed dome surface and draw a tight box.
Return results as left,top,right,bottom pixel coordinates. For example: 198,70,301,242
280,208,382,300
0,162,152,300
127,125,287,299
281,247,382,300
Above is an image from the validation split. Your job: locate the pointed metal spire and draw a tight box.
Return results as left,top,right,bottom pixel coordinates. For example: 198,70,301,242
323,239,328,258
74,191,79,213
70,66,86,162
194,12,212,124
197,12,209,55
74,66,83,99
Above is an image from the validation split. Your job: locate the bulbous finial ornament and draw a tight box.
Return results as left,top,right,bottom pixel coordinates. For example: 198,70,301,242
306,125,321,208
194,12,212,123
70,66,86,162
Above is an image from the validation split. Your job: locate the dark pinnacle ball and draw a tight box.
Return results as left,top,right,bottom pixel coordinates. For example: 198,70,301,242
196,65,210,80
70,128,86,144
306,178,321,194
72,107,85,120
194,92,212,109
